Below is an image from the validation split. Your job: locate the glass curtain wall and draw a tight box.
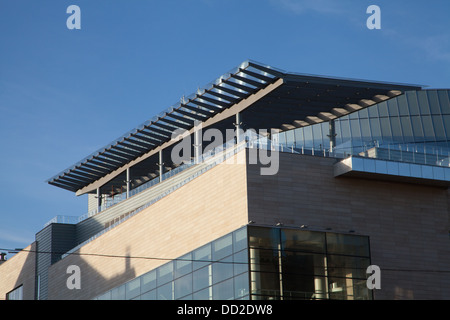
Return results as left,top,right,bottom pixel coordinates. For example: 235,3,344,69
248,226,371,300
275,90,450,163
94,226,371,300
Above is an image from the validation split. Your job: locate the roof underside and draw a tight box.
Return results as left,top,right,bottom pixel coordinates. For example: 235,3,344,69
47,61,422,194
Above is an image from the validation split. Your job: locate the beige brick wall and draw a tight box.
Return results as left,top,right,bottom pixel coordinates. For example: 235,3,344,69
0,242,36,300
48,152,249,300
246,151,450,300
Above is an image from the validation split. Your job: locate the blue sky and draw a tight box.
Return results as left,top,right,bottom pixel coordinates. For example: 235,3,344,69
0,0,449,251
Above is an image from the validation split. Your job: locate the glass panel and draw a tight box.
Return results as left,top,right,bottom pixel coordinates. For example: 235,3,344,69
390,116,403,142
303,126,313,148
294,128,304,147
193,287,211,300
359,118,371,141
234,272,250,299
233,249,249,275
312,124,323,150
339,119,351,145
406,91,420,115
368,104,379,118
175,253,192,278
213,233,233,260
193,243,212,271
282,274,326,300
213,277,234,300
396,95,410,116
283,251,327,277
125,278,141,300
111,284,126,300
443,115,450,137
140,289,156,300
250,271,281,299
438,90,450,114
248,226,280,250
422,115,435,141
141,269,157,293
281,229,325,253
387,98,399,116
233,227,248,252
369,118,382,142
417,91,431,115
285,130,295,146
427,90,442,114
193,265,212,292
379,117,392,140
400,117,414,143
157,282,173,300
249,248,279,273
410,116,425,141
326,233,370,257
157,262,173,285
432,115,446,141
212,256,233,284
327,255,371,279
174,273,193,299
334,120,343,146
378,101,389,117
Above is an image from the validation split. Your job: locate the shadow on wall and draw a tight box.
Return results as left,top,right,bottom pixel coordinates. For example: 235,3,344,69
46,245,136,300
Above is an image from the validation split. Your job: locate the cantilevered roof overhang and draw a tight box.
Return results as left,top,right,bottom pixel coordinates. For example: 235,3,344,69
46,60,422,195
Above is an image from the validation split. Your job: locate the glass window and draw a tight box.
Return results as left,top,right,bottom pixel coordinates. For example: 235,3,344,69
193,265,212,292
368,104,379,118
422,115,436,141
193,287,212,300
400,117,414,142
443,115,450,137
283,251,327,277
378,101,389,117
369,118,382,142
312,123,324,150
427,90,442,114
396,95,410,116
379,117,392,140
213,233,233,260
303,126,313,148
327,255,371,280
234,249,249,275
233,227,248,252
7,285,23,300
438,90,450,114
285,130,295,146
281,229,325,253
387,98,399,116
417,91,431,115
234,272,250,299
406,91,420,115
249,248,279,274
432,115,446,141
359,118,371,141
250,271,281,299
212,256,233,284
174,273,193,299
125,278,141,300
282,274,324,300
140,289,156,300
157,262,173,285
175,253,192,278
390,116,403,142
248,226,280,249
111,284,126,300
193,243,211,270
294,128,304,147
157,282,173,300
213,278,234,300
326,233,370,257
141,269,157,293
411,116,425,141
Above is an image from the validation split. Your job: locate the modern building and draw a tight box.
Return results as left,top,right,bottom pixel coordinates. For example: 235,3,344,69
1,61,449,300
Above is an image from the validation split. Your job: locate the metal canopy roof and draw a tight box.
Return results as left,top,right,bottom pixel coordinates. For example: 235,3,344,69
47,60,422,193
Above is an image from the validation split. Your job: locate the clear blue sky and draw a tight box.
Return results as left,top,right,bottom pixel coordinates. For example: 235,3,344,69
0,0,449,251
